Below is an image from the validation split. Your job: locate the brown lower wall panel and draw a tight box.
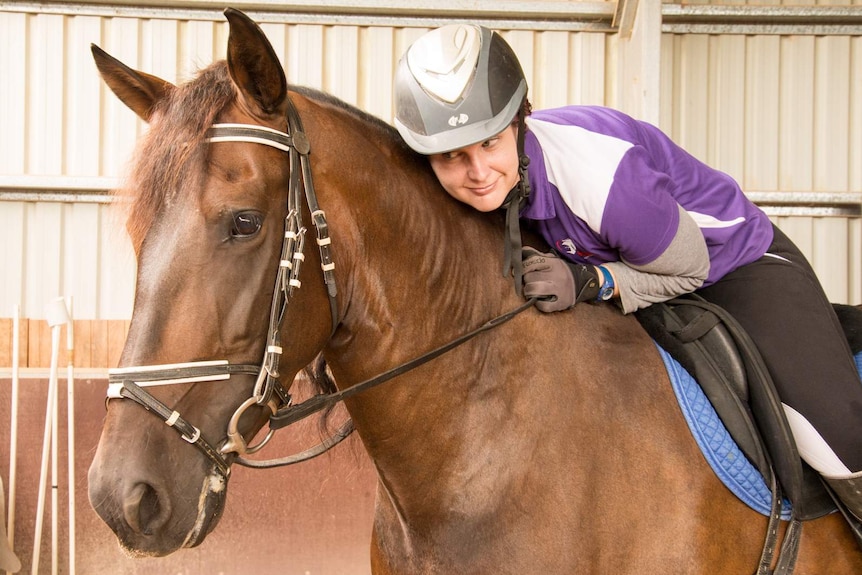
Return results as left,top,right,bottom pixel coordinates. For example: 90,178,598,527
0,319,130,369
0,377,377,574
0,318,25,369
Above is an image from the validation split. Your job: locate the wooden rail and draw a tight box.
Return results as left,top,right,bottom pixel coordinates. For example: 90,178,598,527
0,318,129,369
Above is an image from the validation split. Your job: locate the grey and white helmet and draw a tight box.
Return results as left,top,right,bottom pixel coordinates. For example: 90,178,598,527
394,24,527,155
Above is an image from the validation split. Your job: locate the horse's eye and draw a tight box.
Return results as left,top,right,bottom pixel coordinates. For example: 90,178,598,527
231,211,262,238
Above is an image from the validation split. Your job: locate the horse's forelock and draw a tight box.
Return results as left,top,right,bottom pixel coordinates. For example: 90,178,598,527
119,61,236,250
117,66,413,253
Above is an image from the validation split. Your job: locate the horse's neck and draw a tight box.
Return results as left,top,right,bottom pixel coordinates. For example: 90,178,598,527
321,132,514,375
325,170,515,405
310,105,556,510
328,217,540,516
328,183,514,379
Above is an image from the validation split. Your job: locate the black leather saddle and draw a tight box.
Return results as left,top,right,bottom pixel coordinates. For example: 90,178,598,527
636,296,862,523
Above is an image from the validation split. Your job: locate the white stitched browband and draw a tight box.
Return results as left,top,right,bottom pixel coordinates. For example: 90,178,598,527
206,123,293,153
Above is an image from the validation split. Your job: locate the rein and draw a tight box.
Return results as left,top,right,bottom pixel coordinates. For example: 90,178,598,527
107,94,535,476
268,297,537,431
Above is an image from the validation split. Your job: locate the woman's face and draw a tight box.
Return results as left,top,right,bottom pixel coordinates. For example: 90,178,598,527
428,124,520,212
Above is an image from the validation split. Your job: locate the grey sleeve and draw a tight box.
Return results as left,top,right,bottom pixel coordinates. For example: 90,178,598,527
605,203,710,314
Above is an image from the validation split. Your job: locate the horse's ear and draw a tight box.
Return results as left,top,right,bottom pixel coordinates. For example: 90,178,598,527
224,7,288,118
91,44,174,122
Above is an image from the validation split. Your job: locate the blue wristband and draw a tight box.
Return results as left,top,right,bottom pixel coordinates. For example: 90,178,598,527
596,266,614,302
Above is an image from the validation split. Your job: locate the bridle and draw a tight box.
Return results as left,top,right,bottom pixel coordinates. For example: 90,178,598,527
108,97,338,478
107,93,536,480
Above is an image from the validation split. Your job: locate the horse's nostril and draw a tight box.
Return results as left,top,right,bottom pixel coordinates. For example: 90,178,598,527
123,482,170,536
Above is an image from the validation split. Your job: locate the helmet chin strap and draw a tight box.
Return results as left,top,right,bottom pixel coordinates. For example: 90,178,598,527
501,106,531,296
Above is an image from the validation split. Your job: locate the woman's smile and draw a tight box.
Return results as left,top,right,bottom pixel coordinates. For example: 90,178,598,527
428,124,520,212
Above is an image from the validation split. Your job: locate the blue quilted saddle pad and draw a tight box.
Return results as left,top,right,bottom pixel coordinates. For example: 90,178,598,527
654,344,862,519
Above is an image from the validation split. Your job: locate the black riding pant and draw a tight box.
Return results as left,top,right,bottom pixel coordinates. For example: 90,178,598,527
696,225,862,472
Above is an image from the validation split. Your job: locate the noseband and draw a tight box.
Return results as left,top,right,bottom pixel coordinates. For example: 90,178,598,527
107,96,341,478
107,93,537,480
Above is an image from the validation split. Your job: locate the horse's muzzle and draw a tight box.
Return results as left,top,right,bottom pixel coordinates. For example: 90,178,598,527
88,443,229,556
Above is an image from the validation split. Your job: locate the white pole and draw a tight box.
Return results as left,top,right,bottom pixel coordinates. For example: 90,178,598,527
32,298,69,575
51,346,58,575
6,305,20,575
65,297,75,575
32,327,57,575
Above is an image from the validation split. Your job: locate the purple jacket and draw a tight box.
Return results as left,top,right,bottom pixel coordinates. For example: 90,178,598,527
521,106,772,286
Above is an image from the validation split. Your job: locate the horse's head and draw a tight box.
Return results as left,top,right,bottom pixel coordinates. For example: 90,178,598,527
88,8,343,556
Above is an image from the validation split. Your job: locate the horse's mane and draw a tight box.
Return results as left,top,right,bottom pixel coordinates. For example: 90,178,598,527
120,60,411,252
291,84,405,148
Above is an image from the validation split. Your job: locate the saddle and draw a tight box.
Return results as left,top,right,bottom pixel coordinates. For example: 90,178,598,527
636,295,862,570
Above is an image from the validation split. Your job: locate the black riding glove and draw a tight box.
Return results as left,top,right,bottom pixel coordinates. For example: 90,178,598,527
522,248,601,313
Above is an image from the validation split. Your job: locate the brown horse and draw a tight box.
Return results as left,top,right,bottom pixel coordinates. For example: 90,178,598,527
87,8,862,574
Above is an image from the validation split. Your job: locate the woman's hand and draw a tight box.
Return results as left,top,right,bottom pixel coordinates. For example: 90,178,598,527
522,248,600,312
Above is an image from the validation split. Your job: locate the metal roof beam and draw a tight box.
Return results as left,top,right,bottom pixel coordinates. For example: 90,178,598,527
613,0,639,39
662,4,862,35
0,1,617,31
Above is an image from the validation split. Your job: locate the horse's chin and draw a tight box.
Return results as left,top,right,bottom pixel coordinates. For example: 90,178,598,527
114,470,229,557
181,471,229,548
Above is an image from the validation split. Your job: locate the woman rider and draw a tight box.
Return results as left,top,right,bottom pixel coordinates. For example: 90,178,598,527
393,24,862,521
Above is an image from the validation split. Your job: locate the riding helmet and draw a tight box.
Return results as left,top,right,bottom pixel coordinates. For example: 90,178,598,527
394,24,527,155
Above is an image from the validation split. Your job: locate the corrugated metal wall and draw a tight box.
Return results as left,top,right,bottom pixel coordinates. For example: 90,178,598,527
1,0,860,327
659,30,862,304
